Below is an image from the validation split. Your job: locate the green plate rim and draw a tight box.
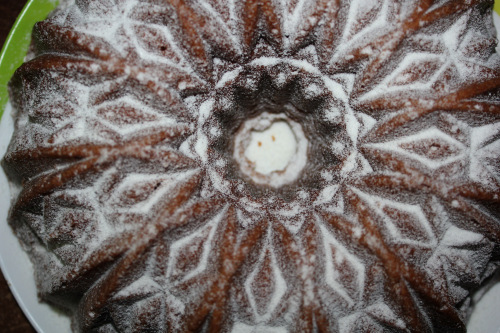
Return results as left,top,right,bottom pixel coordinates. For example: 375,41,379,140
0,0,59,120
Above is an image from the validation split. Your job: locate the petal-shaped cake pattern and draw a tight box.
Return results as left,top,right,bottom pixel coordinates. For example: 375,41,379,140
2,0,500,332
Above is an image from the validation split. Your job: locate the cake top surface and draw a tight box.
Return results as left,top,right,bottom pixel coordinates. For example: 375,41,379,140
3,0,500,332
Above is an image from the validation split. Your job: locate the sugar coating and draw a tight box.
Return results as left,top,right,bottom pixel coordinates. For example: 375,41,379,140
2,0,500,332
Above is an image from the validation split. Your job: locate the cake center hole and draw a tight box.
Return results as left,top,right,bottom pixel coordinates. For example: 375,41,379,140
234,112,308,188
244,121,297,175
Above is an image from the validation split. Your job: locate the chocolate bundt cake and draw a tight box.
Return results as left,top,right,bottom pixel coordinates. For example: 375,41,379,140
2,0,500,331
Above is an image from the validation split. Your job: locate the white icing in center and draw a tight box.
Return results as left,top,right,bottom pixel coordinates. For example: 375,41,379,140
234,112,308,188
244,121,297,175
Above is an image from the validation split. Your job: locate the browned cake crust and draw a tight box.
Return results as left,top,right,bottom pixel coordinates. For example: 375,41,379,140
2,0,500,332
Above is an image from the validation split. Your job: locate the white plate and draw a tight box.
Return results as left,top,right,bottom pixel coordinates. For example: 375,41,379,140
1,10,500,333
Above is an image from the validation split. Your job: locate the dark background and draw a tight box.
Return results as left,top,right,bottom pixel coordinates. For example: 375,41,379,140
1,0,37,332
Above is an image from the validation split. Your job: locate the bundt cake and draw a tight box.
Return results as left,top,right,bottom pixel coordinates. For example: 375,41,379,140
2,0,500,332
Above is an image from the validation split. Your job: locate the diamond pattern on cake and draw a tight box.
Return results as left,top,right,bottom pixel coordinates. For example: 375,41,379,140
167,209,224,284
244,244,287,321
95,99,162,127
108,172,192,213
356,191,437,247
381,203,435,247
131,23,188,67
319,223,364,305
366,127,466,169
387,55,445,88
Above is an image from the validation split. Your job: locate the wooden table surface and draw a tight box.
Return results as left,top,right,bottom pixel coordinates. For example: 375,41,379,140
1,1,37,332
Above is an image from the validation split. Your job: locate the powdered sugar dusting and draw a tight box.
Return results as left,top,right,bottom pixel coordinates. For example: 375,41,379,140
3,0,499,332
